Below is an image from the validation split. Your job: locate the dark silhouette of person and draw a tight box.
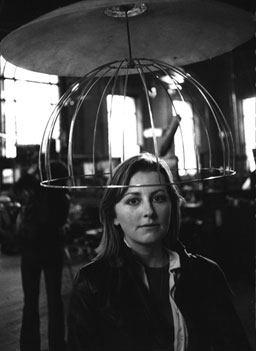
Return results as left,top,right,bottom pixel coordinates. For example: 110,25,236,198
14,160,70,351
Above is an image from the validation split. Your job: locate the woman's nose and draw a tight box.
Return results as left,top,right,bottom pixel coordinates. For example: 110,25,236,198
143,200,155,217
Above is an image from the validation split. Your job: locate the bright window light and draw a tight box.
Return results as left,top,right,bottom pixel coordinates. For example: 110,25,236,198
173,100,197,175
243,97,256,172
107,95,140,160
0,56,60,158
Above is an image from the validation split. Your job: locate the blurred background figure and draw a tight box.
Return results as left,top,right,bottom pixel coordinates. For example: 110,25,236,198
0,194,21,255
13,160,70,351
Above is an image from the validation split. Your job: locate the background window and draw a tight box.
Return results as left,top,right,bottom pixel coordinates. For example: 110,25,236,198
0,57,60,158
173,100,197,175
107,95,140,160
242,97,256,172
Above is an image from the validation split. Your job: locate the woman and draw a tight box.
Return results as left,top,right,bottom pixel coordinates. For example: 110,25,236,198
67,153,252,351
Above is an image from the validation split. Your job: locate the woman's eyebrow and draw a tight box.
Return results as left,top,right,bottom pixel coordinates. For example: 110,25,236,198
123,191,141,197
124,188,166,197
151,189,167,195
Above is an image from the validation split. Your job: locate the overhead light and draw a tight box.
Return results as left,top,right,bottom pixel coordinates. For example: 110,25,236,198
161,72,184,91
143,128,163,138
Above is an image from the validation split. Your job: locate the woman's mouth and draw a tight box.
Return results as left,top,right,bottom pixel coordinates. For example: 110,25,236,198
139,223,158,228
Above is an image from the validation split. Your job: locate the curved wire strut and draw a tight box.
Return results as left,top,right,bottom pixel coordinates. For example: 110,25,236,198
39,58,236,190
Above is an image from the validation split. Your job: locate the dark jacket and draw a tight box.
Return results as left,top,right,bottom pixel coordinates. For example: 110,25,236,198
67,242,252,351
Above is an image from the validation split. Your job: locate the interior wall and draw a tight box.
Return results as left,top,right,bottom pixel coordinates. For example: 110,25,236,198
185,38,255,175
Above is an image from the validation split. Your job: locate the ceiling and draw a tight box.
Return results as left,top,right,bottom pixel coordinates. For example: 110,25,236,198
0,0,254,80
0,0,254,42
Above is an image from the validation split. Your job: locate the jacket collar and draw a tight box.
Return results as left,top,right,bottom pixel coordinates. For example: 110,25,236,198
111,239,191,270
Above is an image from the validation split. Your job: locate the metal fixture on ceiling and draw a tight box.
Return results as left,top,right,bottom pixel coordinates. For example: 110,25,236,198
0,0,254,77
0,0,254,189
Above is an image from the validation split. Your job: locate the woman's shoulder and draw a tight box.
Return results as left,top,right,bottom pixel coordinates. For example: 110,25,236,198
75,258,106,279
73,258,113,292
188,252,220,269
176,242,221,270
180,249,229,288
174,240,222,272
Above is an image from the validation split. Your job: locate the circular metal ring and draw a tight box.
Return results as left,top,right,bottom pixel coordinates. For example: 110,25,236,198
104,3,147,18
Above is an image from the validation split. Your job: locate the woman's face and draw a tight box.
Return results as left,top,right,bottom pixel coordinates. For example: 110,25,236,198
114,171,172,251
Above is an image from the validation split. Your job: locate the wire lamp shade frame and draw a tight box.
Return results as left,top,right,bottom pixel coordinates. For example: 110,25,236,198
39,57,236,189
1,1,252,189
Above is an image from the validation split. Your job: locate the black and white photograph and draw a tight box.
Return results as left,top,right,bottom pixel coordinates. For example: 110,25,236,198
0,1,255,350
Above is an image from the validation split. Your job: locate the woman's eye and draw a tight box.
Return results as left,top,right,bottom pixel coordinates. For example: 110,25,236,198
126,198,140,206
153,194,167,203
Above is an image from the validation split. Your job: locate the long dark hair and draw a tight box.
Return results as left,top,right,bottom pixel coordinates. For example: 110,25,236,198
96,153,183,259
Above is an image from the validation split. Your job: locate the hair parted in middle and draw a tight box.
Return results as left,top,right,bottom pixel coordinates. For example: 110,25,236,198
96,152,184,260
